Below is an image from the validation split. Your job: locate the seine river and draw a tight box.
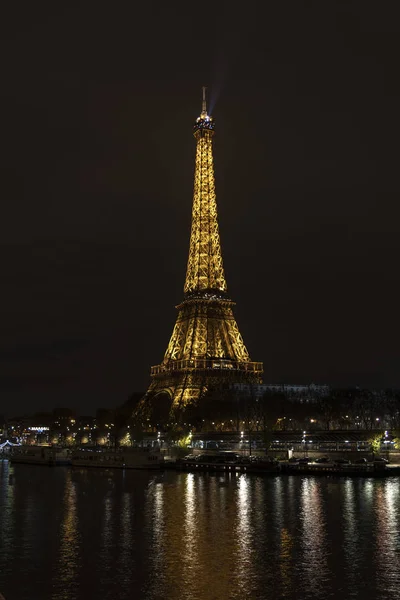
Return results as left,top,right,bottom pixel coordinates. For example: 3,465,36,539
1,460,400,600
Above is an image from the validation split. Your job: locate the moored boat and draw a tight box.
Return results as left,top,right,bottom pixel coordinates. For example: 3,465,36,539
281,461,388,476
71,447,164,470
10,446,71,466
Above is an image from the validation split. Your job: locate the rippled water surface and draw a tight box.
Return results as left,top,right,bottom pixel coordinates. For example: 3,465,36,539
1,460,400,600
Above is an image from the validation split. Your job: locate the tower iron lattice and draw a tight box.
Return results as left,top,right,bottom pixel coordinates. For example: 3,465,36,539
141,88,263,419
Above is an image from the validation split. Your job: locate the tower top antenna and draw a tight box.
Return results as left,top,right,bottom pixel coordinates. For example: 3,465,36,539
201,86,207,115
194,86,214,133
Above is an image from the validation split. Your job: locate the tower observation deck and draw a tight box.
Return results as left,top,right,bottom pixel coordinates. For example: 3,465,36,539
141,88,263,419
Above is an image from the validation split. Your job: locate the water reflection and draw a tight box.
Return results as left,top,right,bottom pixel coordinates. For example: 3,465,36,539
182,473,197,590
99,491,115,594
146,478,167,598
343,479,359,595
374,480,400,598
300,477,330,596
270,477,294,593
235,475,253,595
2,468,400,600
117,492,133,591
0,461,15,584
53,471,79,600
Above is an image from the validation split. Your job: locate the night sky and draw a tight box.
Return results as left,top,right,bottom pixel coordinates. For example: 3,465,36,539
1,2,399,416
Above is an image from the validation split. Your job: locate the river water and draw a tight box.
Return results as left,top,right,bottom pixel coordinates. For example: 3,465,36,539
1,460,400,600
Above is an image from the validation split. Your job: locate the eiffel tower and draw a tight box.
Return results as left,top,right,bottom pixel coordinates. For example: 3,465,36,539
142,89,263,420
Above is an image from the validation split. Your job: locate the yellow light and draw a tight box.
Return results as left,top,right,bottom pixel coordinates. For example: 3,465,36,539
140,94,263,413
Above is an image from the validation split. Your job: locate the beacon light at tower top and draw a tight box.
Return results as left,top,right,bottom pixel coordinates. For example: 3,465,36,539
194,86,215,133
194,114,215,132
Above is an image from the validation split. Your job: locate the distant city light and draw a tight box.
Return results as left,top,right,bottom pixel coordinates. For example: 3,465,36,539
29,426,49,431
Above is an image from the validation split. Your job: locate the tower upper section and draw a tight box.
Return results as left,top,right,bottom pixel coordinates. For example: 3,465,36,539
184,88,227,295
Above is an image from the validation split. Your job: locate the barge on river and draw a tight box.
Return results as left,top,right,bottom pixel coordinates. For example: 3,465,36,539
173,456,398,477
10,446,71,466
71,447,164,470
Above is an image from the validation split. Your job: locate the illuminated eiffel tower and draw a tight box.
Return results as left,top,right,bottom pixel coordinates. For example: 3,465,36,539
142,89,263,419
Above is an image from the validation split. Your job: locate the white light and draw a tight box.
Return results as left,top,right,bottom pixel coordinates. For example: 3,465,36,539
29,426,49,431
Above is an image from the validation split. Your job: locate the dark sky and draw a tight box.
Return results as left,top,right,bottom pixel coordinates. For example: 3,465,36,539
1,2,399,416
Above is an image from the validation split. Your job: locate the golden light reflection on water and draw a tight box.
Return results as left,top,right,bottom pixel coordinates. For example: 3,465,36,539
235,475,253,595
270,478,294,593
3,468,400,600
374,480,400,596
280,527,293,592
53,471,79,600
97,483,117,597
181,473,197,589
145,477,172,599
146,472,258,600
343,479,359,587
300,477,330,595
364,479,374,502
153,478,164,553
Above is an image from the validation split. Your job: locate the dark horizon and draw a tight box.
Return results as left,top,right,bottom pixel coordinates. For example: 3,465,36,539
1,2,400,416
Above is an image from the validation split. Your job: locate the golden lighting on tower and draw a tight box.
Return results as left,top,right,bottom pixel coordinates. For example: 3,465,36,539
141,89,263,413
184,123,227,294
